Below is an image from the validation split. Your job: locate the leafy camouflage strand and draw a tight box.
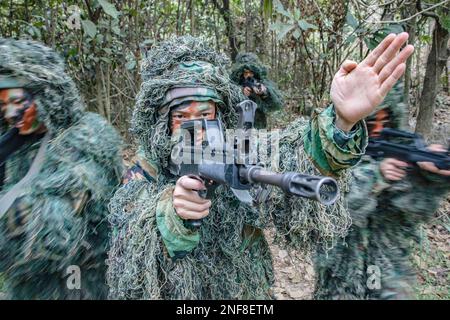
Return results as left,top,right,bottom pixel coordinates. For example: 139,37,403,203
266,118,353,252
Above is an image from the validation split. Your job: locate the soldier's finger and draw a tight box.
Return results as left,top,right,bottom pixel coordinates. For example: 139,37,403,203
427,144,446,152
379,45,414,84
177,208,210,220
175,189,210,204
417,161,437,172
386,171,405,181
362,33,396,66
177,199,211,212
390,175,404,181
373,32,409,73
379,63,406,97
417,162,450,176
390,168,407,177
389,159,409,168
178,176,206,191
336,60,358,77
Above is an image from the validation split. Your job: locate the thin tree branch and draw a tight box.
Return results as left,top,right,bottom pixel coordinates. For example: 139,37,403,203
373,0,449,23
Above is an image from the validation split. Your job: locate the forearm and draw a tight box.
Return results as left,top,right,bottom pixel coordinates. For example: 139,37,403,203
156,186,200,259
303,104,368,176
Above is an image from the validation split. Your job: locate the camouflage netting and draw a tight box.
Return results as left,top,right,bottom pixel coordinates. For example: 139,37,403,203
230,52,268,81
107,36,356,299
0,39,123,299
229,52,284,127
0,38,84,135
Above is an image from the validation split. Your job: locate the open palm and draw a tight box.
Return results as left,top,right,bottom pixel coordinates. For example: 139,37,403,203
331,33,414,131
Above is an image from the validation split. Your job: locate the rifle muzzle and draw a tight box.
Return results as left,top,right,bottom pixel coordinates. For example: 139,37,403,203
241,167,339,205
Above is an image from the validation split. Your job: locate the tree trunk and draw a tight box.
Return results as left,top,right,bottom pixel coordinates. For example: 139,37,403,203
403,2,417,113
214,0,238,61
415,20,449,138
190,0,195,36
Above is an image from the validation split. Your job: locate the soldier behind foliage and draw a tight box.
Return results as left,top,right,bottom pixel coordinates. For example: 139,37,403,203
314,25,450,300
0,39,123,299
230,52,284,128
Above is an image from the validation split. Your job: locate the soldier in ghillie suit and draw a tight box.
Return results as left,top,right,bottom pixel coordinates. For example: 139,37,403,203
230,52,283,128
0,39,123,299
106,34,413,299
313,27,450,300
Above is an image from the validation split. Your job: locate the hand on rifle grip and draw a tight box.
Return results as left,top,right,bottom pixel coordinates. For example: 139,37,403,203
173,175,211,230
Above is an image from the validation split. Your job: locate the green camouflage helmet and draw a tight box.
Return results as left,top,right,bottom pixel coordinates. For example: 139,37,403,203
160,61,225,111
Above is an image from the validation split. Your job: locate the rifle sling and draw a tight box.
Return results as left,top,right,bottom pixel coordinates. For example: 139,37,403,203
0,133,50,219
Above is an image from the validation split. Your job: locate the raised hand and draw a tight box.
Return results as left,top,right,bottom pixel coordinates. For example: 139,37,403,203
331,32,414,131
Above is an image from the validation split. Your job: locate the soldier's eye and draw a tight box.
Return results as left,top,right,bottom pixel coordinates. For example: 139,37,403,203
12,98,25,104
173,114,184,119
201,113,211,117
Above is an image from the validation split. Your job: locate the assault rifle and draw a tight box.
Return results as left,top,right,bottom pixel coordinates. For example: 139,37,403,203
366,128,450,170
242,76,263,94
169,100,339,228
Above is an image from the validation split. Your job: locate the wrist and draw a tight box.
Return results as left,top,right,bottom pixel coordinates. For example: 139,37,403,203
335,113,356,132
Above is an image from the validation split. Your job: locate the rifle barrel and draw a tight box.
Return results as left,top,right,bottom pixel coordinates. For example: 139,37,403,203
240,166,339,205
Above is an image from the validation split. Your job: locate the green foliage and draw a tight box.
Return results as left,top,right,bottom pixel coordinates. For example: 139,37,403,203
98,0,120,19
439,13,450,32
82,19,97,38
269,0,317,41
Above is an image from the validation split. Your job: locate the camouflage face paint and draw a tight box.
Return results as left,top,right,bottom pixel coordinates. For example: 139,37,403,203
367,109,391,138
170,100,216,133
243,69,254,79
170,100,217,146
0,88,43,135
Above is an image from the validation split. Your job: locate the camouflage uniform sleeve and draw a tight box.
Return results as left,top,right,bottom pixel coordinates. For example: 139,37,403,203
345,157,391,227
155,186,200,259
303,104,368,176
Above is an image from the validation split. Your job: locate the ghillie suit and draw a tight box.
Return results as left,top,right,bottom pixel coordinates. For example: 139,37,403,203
230,52,284,129
0,39,123,299
313,35,450,299
106,36,367,300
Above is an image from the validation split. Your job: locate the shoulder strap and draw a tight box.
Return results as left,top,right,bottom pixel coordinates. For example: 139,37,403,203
0,133,51,219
